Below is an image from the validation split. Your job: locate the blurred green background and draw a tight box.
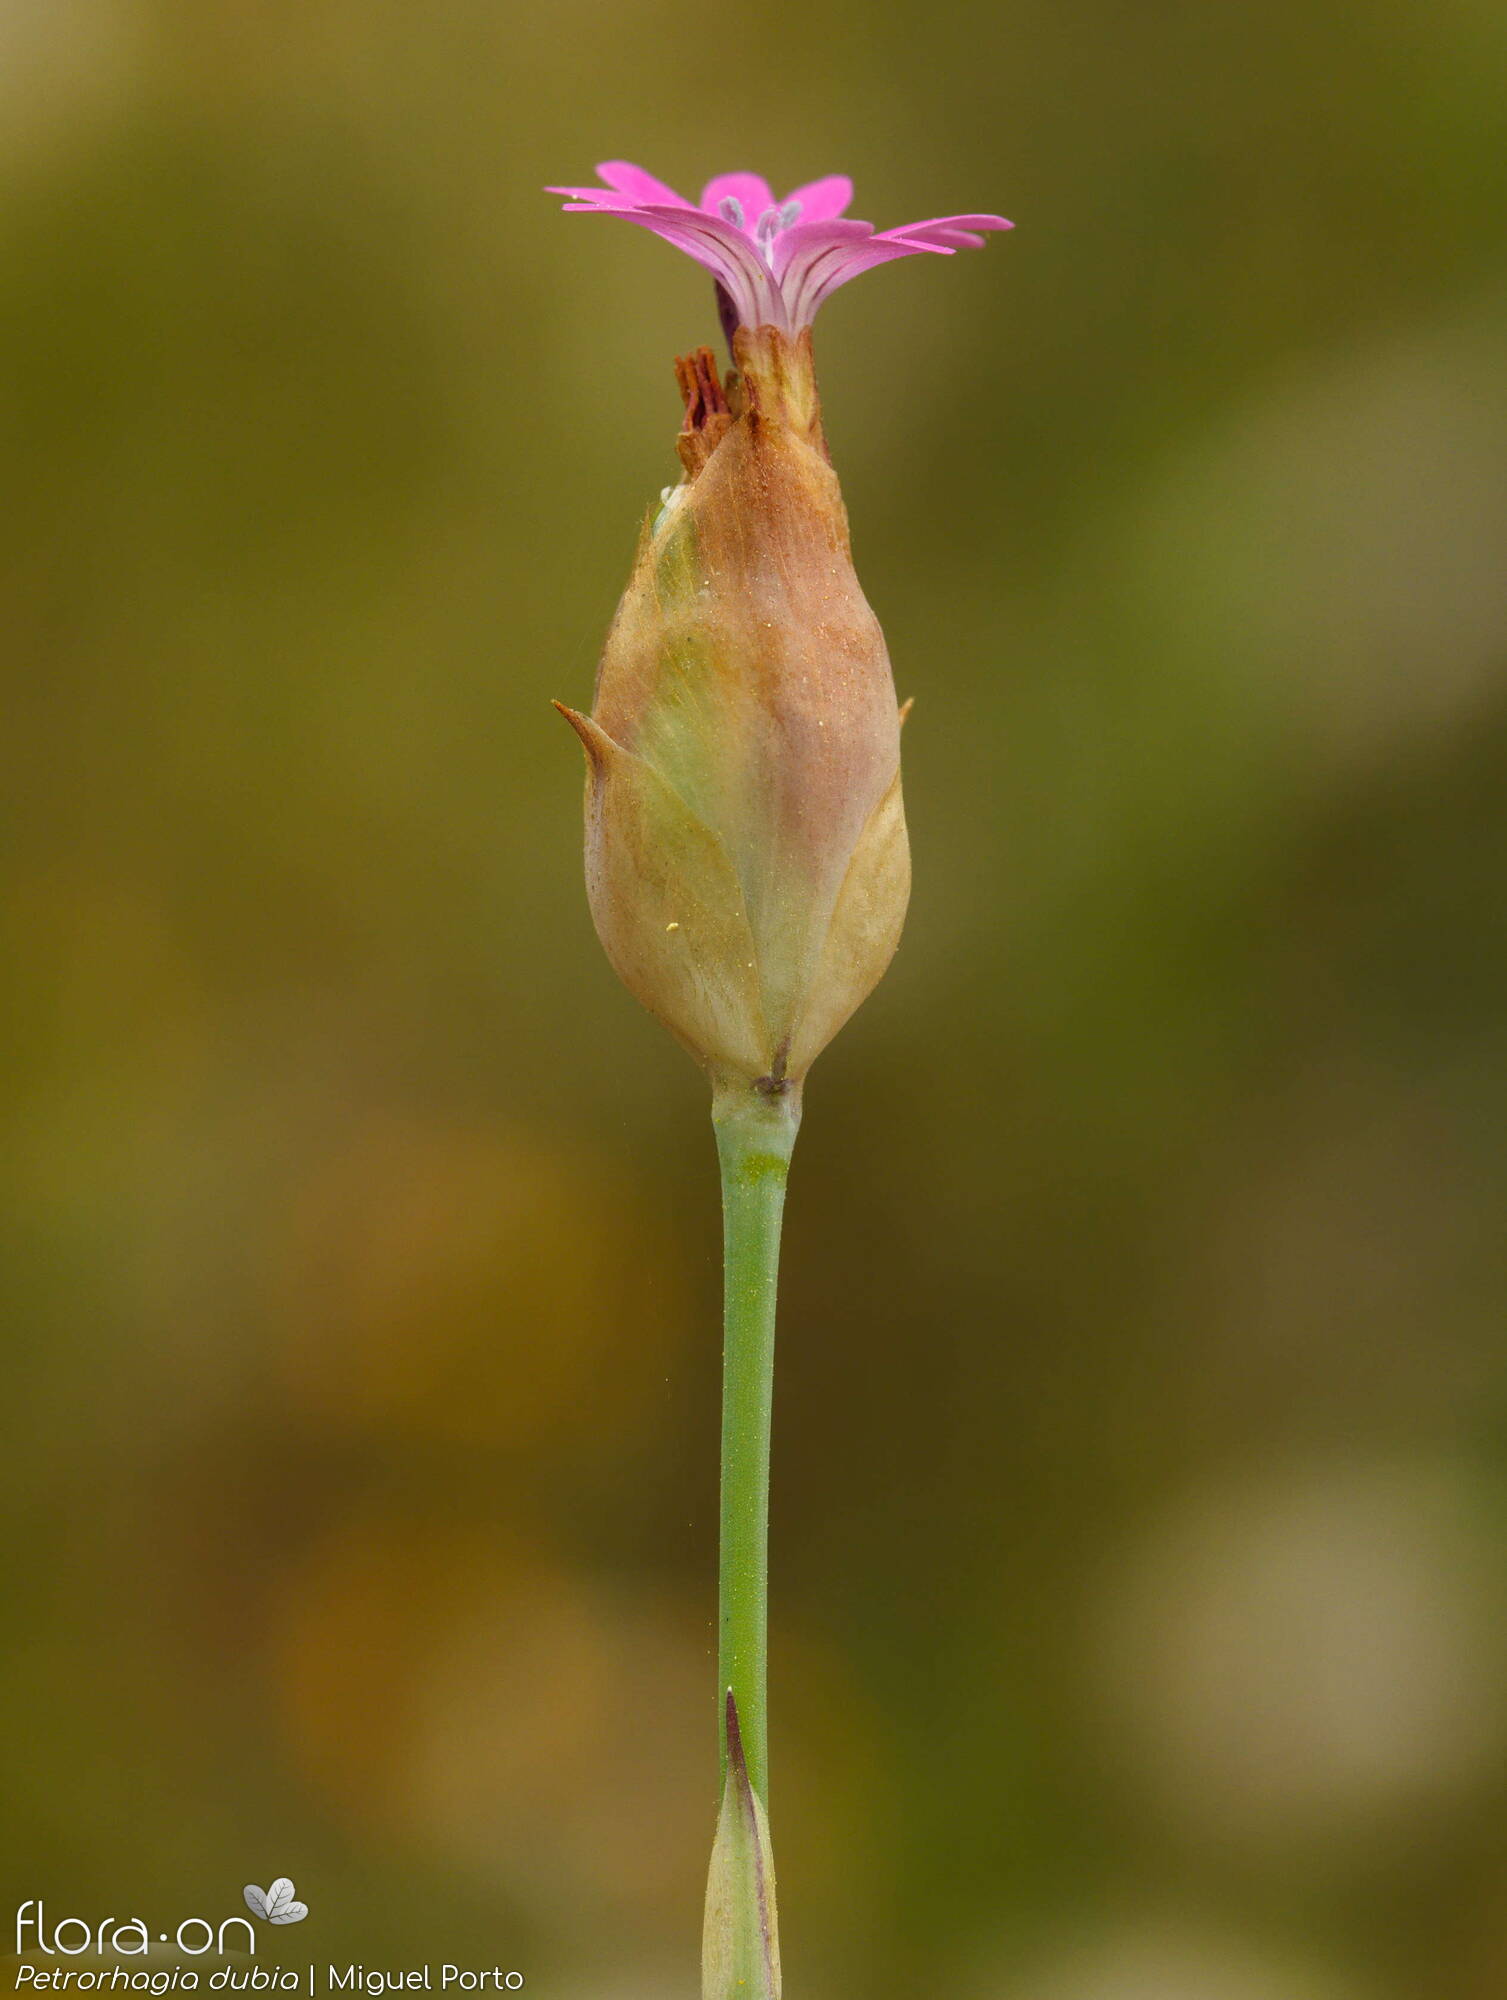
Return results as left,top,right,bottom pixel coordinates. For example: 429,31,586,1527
5,1,1507,1994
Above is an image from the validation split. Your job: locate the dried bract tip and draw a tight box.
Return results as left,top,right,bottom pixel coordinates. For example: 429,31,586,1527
676,347,734,477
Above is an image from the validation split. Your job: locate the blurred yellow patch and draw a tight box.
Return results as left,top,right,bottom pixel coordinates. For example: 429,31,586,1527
273,1114,691,1450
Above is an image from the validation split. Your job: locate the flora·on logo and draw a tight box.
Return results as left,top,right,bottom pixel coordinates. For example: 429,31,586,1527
15,1903,257,1958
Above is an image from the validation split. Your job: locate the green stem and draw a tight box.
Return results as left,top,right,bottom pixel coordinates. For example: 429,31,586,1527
713,1080,801,1803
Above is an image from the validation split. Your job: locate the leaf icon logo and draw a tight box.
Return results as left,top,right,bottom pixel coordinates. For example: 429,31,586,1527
243,1880,309,1925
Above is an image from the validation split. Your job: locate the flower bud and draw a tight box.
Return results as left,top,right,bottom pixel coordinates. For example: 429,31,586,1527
557,325,909,1100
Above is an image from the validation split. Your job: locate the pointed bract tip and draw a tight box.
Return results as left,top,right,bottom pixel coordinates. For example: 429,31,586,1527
703,1700,781,2000
553,701,611,774
724,1688,745,1771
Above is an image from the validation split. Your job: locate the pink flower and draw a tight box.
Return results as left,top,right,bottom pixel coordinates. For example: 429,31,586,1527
547,162,1012,334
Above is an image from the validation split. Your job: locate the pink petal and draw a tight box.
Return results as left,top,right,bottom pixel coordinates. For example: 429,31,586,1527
782,174,853,222
797,217,1011,320
767,216,876,277
606,205,776,324
800,242,926,313
885,212,1014,246
595,160,693,207
547,186,643,206
902,228,987,248
767,219,877,325
774,224,948,327
700,172,776,222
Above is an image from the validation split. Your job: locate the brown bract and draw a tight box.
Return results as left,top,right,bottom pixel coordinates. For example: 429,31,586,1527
557,325,909,1103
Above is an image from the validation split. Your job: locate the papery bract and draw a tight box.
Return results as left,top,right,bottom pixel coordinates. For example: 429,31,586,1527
556,326,909,1099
